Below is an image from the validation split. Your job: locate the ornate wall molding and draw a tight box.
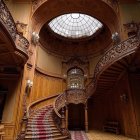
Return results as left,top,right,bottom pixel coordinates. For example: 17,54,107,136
35,66,64,79
15,34,29,54
66,89,87,104
32,0,118,14
62,57,89,79
123,22,140,38
102,0,119,13
32,0,46,13
16,21,27,36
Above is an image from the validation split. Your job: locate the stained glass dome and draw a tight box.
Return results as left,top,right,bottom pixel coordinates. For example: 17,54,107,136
48,13,103,39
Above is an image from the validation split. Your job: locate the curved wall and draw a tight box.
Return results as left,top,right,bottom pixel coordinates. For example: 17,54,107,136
36,46,63,77
29,70,66,104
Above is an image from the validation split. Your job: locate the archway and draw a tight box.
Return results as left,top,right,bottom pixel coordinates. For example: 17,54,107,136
68,103,85,130
31,0,119,34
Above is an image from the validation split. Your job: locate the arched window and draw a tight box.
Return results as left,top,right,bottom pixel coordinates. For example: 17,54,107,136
67,67,85,89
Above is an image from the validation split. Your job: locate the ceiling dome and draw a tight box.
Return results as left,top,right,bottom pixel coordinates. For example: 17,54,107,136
48,13,103,39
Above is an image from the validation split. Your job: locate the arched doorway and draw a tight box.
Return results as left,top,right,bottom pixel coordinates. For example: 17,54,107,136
68,103,85,130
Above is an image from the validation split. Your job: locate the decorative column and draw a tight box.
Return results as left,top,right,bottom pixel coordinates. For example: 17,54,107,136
65,105,68,129
61,108,66,130
85,102,88,132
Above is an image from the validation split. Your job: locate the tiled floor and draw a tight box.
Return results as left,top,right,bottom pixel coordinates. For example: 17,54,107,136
86,130,136,140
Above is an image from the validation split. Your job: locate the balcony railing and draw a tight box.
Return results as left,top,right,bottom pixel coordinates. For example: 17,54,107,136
0,0,29,55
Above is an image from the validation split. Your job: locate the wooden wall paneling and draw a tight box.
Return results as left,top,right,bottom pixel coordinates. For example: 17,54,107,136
129,74,140,139
12,76,25,139
1,124,15,140
14,72,28,139
88,73,139,139
28,70,65,105
0,73,24,140
119,74,138,138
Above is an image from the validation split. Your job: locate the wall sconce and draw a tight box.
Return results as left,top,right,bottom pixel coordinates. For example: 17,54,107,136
63,74,67,80
31,32,39,45
25,80,33,94
111,32,121,44
120,94,128,103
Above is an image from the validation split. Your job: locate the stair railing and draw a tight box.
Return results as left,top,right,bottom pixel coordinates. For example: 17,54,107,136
86,35,140,99
53,35,140,136
53,92,71,138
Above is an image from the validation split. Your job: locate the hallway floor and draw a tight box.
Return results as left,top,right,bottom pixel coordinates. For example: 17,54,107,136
87,130,136,140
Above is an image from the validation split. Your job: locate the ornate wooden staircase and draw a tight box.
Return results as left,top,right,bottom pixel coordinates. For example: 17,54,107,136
25,105,68,140
17,36,140,140
52,35,140,138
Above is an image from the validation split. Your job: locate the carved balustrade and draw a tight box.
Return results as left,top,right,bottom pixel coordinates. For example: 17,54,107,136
32,0,46,12
0,0,29,55
94,36,139,80
53,36,140,136
86,35,140,98
66,89,87,105
53,92,71,138
54,93,66,118
53,89,87,137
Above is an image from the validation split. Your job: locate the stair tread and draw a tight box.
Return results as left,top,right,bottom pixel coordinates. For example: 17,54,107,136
25,105,68,140
26,130,59,134
25,133,62,138
25,135,69,140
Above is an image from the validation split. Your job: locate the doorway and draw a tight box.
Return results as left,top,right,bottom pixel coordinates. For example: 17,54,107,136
68,103,85,130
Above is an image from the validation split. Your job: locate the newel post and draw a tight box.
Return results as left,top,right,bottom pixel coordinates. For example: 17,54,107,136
85,102,88,132
61,108,66,130
65,104,68,129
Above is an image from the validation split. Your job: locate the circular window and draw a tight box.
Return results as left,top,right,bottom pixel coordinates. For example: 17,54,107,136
48,13,103,39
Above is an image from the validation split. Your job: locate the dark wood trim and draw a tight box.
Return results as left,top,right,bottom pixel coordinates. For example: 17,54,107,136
35,66,64,79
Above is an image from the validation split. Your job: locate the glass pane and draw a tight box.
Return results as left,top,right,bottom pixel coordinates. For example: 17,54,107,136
48,13,103,39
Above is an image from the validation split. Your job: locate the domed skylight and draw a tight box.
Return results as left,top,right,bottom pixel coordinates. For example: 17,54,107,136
48,13,103,39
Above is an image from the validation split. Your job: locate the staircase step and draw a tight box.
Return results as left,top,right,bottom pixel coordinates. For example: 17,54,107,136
25,105,68,140
28,122,54,125
29,115,53,119
27,124,56,127
26,127,58,131
25,133,63,139
28,119,54,123
26,130,60,135
25,136,68,140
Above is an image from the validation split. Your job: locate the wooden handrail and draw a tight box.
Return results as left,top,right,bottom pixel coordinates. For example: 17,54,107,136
86,35,140,98
27,94,60,117
53,93,66,118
